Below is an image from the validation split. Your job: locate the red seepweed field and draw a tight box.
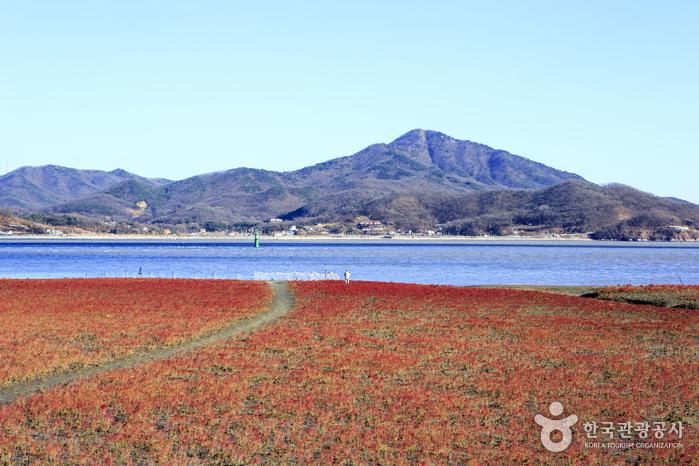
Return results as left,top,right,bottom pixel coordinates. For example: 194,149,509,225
0,280,697,464
0,279,270,387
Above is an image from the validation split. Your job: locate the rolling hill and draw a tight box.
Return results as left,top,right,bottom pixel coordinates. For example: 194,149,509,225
278,180,699,240
42,129,585,223
0,165,170,210
1,129,698,240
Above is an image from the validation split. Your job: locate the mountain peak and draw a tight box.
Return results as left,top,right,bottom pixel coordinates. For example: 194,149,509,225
387,129,584,189
12,164,67,174
393,128,452,139
389,129,433,164
109,168,132,177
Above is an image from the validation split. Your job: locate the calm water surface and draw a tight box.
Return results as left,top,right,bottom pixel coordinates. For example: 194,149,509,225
0,239,697,285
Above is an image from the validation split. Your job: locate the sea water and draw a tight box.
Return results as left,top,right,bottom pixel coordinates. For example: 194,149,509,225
0,239,697,285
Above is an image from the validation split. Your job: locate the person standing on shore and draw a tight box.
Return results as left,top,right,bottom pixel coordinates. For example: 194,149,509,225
344,270,351,284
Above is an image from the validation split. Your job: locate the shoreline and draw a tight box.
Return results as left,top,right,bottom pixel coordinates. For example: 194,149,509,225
0,233,696,244
1,233,591,242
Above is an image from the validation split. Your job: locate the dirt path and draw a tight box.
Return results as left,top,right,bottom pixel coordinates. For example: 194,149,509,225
0,281,293,405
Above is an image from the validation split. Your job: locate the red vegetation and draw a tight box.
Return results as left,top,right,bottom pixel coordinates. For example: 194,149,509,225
0,281,696,464
0,279,269,386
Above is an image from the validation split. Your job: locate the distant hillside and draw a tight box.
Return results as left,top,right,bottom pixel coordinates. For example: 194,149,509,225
46,129,583,224
2,130,698,240
279,181,699,240
0,210,88,235
0,165,170,210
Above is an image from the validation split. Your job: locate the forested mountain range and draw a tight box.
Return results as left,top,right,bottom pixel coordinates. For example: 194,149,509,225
2,129,697,240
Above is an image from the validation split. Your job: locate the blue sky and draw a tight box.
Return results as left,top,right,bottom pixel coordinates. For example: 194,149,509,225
1,1,697,201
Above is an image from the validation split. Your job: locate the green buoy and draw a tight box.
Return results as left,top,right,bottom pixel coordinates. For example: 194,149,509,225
254,232,260,248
